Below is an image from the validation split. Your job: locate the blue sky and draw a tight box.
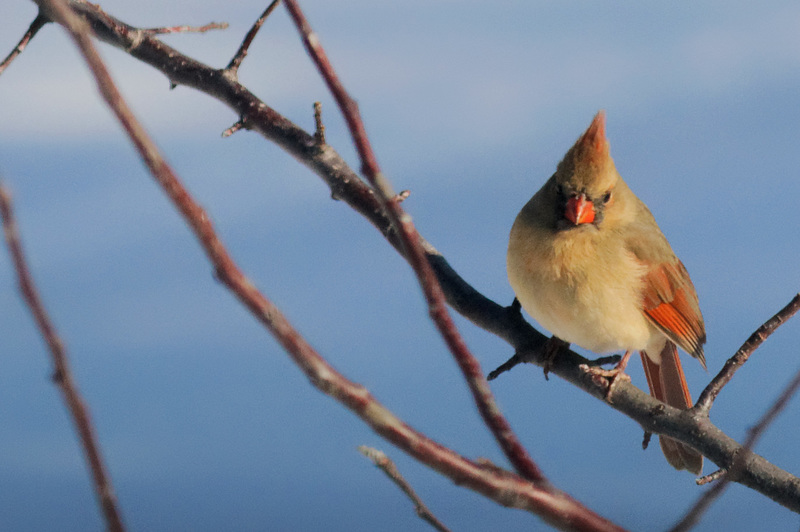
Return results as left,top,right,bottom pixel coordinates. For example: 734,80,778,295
2,2,800,530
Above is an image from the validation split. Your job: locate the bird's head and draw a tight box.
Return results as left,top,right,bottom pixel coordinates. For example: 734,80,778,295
552,111,620,228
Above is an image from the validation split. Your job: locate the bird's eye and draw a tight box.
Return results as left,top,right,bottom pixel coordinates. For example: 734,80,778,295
602,191,612,204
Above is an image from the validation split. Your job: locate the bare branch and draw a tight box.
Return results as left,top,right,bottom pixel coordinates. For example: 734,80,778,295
488,351,526,381
695,293,800,413
22,0,800,515
671,365,800,532
222,118,246,138
696,469,726,486
141,21,228,36
0,12,49,77
33,2,625,529
226,0,281,74
0,184,126,532
641,431,652,451
359,446,452,532
281,0,545,486
313,101,325,145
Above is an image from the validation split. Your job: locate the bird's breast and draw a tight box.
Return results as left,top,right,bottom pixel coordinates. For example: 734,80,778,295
507,220,655,353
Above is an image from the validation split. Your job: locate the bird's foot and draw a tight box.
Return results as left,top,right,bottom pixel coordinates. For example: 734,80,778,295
580,350,633,399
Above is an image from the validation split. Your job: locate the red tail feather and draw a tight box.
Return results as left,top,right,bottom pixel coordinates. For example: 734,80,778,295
640,342,702,474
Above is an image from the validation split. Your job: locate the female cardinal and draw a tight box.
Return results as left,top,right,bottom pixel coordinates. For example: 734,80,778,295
506,111,705,474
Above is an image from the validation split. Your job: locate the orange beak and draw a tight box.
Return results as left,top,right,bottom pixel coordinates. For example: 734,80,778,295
565,194,595,225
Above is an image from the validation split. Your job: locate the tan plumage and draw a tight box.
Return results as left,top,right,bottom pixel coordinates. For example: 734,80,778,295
507,111,705,474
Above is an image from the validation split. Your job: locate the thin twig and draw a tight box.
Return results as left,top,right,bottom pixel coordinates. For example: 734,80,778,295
696,469,726,486
313,101,325,144
671,365,800,532
282,0,545,487
226,0,281,74
35,2,625,529
222,118,245,138
0,12,49,77
695,294,800,414
281,1,378,179
359,446,452,532
141,21,228,35
487,352,524,381
0,184,126,532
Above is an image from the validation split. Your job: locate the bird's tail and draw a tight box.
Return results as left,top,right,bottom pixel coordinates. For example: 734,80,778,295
640,342,703,474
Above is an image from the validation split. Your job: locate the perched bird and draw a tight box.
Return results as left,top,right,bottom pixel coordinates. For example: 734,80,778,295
506,111,705,474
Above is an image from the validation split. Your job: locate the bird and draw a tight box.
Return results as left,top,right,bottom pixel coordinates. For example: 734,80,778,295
506,111,706,474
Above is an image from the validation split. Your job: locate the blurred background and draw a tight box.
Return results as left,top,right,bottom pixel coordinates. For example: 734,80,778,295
1,1,799,530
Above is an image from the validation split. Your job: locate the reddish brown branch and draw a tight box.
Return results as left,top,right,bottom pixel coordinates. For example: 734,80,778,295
282,0,545,486
672,364,800,532
226,0,281,74
33,1,624,529
0,12,49,77
0,184,126,532
281,1,378,179
695,293,800,414
359,446,452,532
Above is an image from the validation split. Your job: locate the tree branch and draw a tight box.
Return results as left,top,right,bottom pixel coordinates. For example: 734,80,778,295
0,11,49,77
19,0,800,517
694,293,800,414
671,364,800,531
139,22,228,36
28,1,624,530
0,184,126,532
225,0,281,74
359,446,452,532
282,0,544,485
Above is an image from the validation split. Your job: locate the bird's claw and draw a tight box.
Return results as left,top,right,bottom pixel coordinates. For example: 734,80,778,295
580,350,633,400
